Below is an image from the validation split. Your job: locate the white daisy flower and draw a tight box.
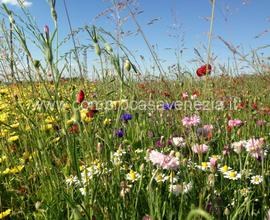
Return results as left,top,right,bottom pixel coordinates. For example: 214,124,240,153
218,165,232,173
79,187,87,196
126,170,141,182
196,162,210,171
183,182,192,193
66,175,78,187
224,170,241,180
154,173,169,183
169,184,182,196
250,175,263,185
172,137,186,147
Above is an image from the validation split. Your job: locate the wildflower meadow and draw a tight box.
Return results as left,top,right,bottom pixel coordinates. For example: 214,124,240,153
0,0,270,219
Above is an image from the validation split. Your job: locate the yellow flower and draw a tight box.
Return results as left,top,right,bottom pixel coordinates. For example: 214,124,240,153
0,103,8,111
51,137,61,143
41,124,53,131
111,99,128,109
10,122,19,129
45,116,57,124
10,165,24,174
66,119,74,125
63,103,71,110
7,135,19,143
80,109,88,120
83,117,93,123
103,118,111,126
0,156,7,164
0,88,9,95
25,124,31,131
0,209,11,219
0,113,8,123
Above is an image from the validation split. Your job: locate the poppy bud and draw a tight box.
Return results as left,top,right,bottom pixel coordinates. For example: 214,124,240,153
124,59,131,71
76,90,85,104
44,25,49,40
94,43,101,56
33,60,41,69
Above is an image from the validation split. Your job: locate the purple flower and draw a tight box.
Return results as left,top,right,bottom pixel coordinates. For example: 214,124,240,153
121,113,132,122
156,136,165,147
116,129,124,138
162,103,176,110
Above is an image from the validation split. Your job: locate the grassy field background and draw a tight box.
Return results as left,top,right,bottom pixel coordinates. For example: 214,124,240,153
0,0,270,219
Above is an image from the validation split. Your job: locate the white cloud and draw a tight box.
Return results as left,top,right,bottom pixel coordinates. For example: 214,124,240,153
0,0,32,7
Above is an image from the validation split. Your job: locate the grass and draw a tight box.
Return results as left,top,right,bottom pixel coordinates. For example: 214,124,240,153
0,0,270,219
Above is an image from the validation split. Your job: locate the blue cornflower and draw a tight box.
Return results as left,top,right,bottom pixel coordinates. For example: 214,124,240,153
162,103,176,110
121,113,132,122
116,128,124,138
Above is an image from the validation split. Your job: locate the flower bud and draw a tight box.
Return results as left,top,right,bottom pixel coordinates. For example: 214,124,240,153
139,163,145,173
97,142,103,153
224,207,230,216
33,60,41,69
124,59,131,71
94,43,101,56
76,90,85,104
44,25,49,39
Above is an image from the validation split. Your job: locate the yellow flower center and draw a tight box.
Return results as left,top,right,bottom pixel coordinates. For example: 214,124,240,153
156,174,162,182
229,171,236,177
129,171,136,180
222,165,228,172
201,162,207,168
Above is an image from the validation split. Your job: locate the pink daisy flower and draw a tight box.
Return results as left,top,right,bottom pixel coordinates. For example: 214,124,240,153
203,124,214,131
148,150,179,170
228,119,243,127
182,115,201,126
192,144,209,154
245,138,264,159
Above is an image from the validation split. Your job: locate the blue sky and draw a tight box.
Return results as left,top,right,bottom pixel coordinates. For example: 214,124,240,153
1,0,270,71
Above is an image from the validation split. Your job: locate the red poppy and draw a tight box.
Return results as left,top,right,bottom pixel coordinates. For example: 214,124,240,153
196,64,212,77
69,124,79,134
237,102,245,110
163,91,170,97
86,105,98,118
251,102,258,110
76,90,85,104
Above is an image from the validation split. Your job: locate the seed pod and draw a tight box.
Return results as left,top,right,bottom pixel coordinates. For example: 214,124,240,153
94,43,101,56
124,59,131,71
